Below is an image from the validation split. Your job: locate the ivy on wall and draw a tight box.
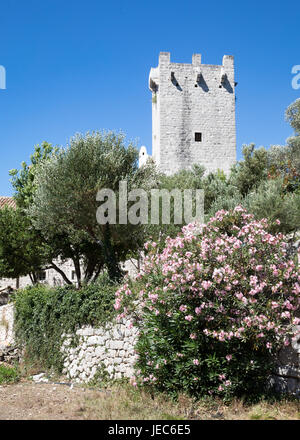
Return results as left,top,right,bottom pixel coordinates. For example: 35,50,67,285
14,274,119,372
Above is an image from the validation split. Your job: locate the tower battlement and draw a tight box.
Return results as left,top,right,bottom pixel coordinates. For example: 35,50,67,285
148,52,236,175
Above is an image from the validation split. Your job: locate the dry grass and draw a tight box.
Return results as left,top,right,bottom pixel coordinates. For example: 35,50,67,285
81,383,300,420
0,380,299,420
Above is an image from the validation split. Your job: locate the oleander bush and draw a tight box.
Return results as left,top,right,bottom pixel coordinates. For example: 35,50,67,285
115,207,300,400
14,273,119,371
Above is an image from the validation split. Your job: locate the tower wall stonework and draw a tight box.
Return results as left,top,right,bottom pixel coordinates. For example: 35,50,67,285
149,52,236,175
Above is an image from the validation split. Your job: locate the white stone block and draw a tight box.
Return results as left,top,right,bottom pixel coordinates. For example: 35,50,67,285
78,327,95,336
110,340,123,350
86,335,103,346
107,365,115,374
95,346,105,357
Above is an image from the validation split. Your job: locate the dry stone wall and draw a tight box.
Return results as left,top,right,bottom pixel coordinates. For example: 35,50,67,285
0,303,14,346
0,302,299,396
270,325,300,396
0,303,18,363
0,302,139,383
61,319,139,383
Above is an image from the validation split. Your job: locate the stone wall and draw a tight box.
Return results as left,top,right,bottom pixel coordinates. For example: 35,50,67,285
61,319,138,383
0,302,299,395
270,326,300,396
0,303,14,346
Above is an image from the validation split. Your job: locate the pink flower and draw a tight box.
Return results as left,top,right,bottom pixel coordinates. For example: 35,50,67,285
114,298,121,310
190,333,197,339
179,304,187,312
185,315,193,321
226,355,232,361
271,301,279,309
201,280,212,290
130,377,137,387
193,359,199,365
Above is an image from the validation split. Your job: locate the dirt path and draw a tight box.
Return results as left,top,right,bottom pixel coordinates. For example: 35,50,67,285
0,380,106,420
0,380,299,420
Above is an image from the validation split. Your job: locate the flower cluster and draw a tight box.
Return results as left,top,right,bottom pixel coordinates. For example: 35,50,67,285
115,207,300,398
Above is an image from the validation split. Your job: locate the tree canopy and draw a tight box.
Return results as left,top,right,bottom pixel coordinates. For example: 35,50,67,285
29,131,156,282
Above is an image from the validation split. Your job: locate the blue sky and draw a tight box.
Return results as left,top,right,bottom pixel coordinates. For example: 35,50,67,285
0,0,299,195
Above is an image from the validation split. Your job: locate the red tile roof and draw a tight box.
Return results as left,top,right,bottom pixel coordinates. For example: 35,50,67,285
0,197,16,209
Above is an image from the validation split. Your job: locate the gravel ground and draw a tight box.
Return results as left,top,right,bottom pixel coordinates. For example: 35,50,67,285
0,380,106,420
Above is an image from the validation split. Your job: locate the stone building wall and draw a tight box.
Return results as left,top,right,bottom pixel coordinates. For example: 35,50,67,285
0,259,76,292
0,258,138,294
149,52,236,176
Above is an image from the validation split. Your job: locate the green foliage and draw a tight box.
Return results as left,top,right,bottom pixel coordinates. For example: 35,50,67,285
244,178,300,233
29,131,156,282
229,144,268,196
116,208,300,401
206,177,300,234
14,273,119,372
144,165,205,249
4,143,59,282
203,173,242,221
286,98,300,135
0,207,47,279
0,364,20,384
87,362,111,387
9,142,56,209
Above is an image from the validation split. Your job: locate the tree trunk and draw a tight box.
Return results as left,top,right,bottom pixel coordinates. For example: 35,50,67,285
103,224,123,282
73,257,82,288
50,261,72,285
83,258,97,284
91,263,104,282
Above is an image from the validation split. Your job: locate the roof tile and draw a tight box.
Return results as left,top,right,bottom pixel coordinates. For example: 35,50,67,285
0,197,17,209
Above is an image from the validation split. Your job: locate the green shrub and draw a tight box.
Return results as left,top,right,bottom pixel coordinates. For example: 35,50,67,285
0,364,20,384
244,178,300,233
14,273,118,372
115,207,300,401
206,177,300,234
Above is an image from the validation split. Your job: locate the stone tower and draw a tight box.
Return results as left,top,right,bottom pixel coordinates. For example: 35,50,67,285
148,52,236,175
